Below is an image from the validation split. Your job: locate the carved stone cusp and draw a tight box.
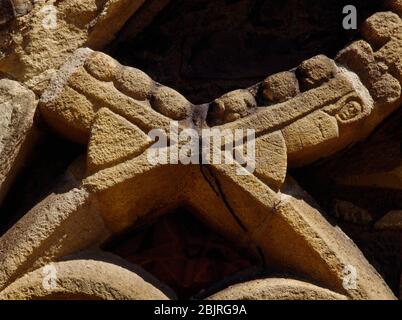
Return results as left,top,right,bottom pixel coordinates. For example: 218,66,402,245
336,40,401,104
262,71,299,103
207,89,257,125
151,86,193,121
297,55,337,90
336,99,366,124
362,11,402,48
84,51,119,82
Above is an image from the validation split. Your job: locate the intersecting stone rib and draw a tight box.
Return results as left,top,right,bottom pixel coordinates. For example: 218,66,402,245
219,73,360,139
10,6,402,300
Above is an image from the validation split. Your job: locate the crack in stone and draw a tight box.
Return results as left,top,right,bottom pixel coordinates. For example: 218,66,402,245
200,164,248,233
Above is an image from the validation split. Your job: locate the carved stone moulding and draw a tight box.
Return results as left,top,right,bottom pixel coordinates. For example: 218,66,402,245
0,0,400,300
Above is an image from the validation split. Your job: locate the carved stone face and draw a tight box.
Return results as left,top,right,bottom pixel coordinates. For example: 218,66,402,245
337,100,365,123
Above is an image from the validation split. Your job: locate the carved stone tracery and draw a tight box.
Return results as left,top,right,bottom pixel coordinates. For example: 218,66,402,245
0,0,401,300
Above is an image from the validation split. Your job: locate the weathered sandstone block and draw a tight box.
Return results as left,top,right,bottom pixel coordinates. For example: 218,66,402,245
208,89,257,125
32,41,402,299
262,71,299,103
297,55,337,90
0,259,170,300
0,0,146,88
207,278,347,300
0,79,37,204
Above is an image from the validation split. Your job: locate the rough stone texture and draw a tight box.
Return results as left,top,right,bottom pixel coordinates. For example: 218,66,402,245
0,0,146,90
297,55,337,90
0,2,400,301
254,132,287,191
208,89,257,125
262,72,299,104
295,104,402,296
0,79,37,205
0,183,111,291
336,41,401,104
0,259,170,300
151,86,192,120
292,10,402,294
87,108,153,173
207,278,347,300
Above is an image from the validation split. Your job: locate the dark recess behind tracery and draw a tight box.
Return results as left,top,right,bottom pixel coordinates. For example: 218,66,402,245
106,0,386,104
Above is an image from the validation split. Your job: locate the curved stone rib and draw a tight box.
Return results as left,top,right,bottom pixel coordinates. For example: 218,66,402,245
40,49,191,144
207,278,347,300
0,259,170,300
0,186,110,291
205,162,395,300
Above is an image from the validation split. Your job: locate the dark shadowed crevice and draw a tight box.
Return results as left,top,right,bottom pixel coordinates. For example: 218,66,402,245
292,107,402,296
0,123,85,237
102,207,260,299
106,0,386,104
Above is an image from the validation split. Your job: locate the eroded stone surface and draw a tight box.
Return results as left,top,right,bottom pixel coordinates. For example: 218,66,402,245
87,108,153,173
0,259,170,300
208,89,257,125
262,71,299,104
0,0,146,89
297,55,337,90
0,184,110,291
0,79,37,204
207,278,347,300
0,0,32,26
